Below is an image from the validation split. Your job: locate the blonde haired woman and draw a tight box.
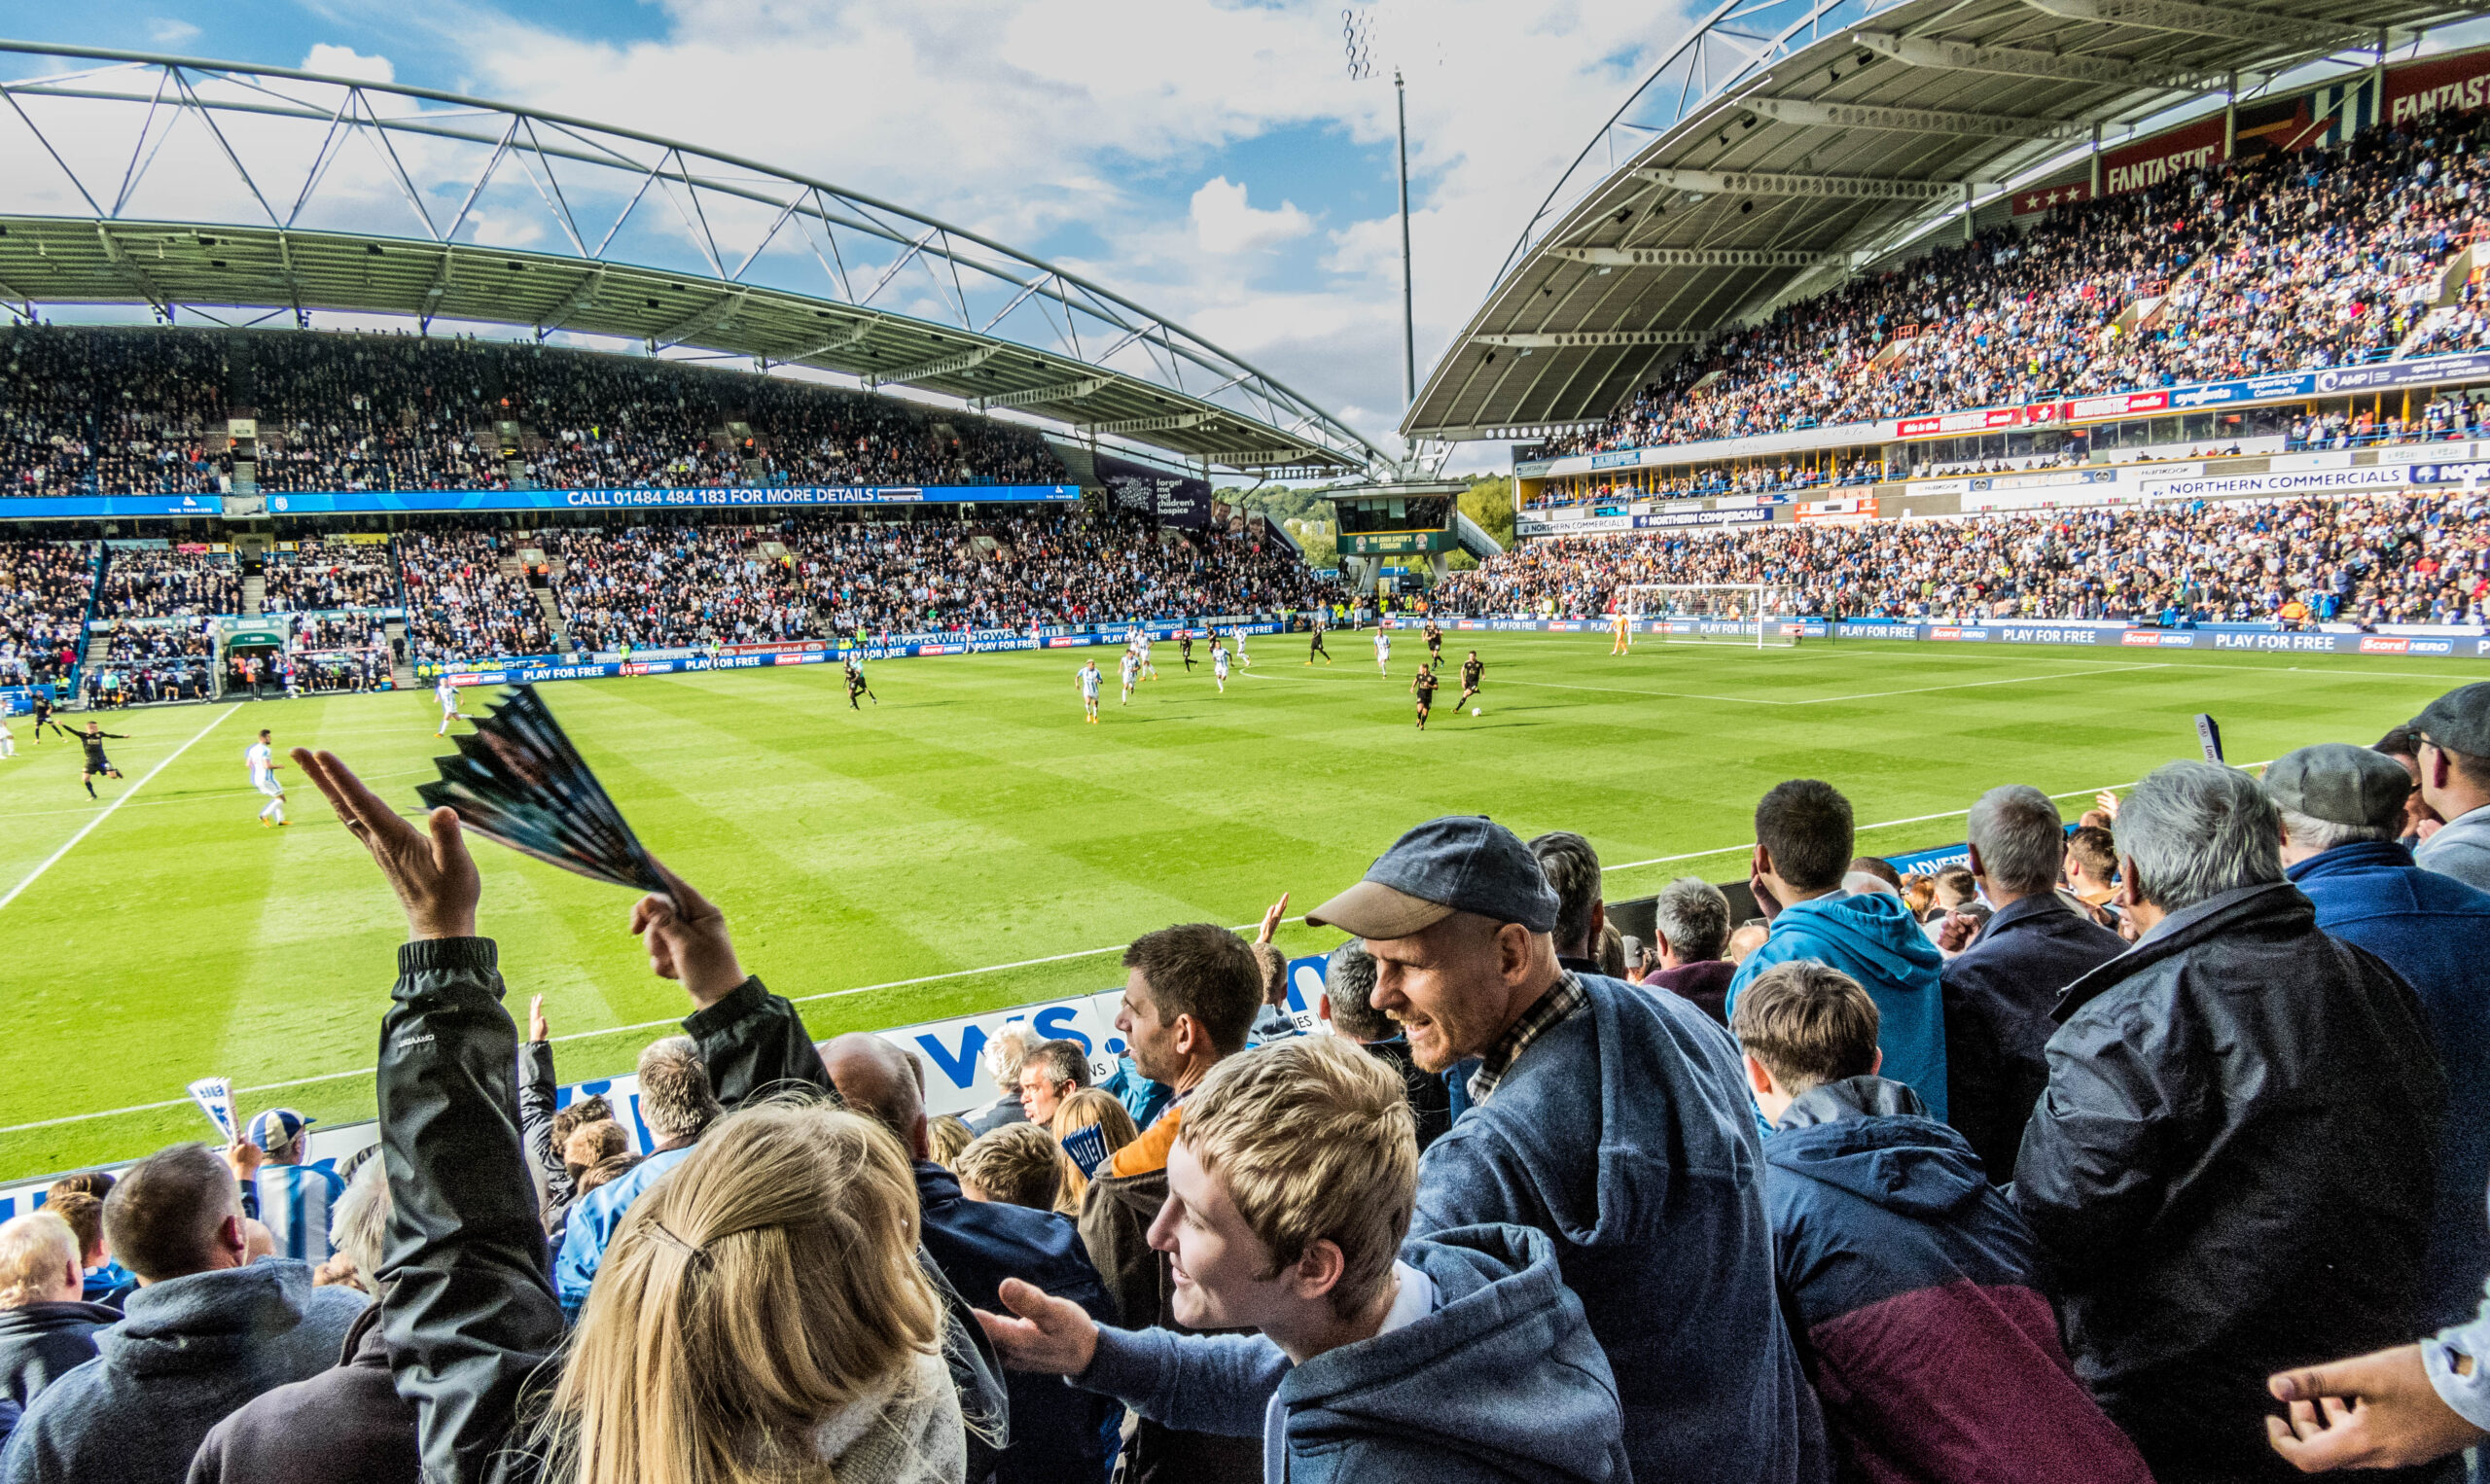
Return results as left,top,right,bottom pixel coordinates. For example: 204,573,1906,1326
1049,1088,1140,1218
543,1103,961,1484
295,748,978,1484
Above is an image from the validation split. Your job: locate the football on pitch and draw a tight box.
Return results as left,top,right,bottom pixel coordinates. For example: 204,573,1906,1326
1472,707,1481,716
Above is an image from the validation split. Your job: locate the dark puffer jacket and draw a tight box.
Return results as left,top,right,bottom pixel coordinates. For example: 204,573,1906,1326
2012,881,2448,1483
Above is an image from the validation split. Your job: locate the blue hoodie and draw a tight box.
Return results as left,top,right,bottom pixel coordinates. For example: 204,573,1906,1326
1078,1223,1628,1484
1728,891,1949,1119
1414,973,1821,1484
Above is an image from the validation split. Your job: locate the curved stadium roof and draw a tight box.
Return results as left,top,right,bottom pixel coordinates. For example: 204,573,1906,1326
0,42,1385,477
1405,0,2486,443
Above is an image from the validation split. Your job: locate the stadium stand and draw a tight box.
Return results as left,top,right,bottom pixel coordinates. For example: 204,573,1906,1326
89,548,240,621
1543,107,2490,460
1444,490,2490,626
257,544,398,614
0,540,94,687
397,531,556,667
0,326,1068,497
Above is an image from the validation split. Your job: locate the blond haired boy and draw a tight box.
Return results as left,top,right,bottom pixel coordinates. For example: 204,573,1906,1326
976,1036,1628,1483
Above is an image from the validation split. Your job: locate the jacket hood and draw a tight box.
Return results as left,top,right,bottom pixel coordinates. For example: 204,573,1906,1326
0,1300,120,1339
97,1260,320,1379
1281,1222,1625,1484
1773,891,1943,984
1095,1165,1168,1220
1767,1078,1989,1218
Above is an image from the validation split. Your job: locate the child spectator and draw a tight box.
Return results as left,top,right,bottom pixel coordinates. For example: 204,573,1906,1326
1048,1089,1139,1218
955,1124,1063,1212
1732,962,2153,1484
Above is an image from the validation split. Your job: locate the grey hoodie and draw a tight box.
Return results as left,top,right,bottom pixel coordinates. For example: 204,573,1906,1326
0,1260,366,1484
1079,1222,1628,1484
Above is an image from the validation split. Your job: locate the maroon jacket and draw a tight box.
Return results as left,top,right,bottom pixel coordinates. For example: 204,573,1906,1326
1648,959,1735,1026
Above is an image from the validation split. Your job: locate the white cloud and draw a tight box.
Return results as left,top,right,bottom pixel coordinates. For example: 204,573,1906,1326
148,19,201,48
1190,177,1313,255
302,45,395,85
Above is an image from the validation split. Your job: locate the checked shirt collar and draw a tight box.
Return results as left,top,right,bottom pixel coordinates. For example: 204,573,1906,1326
1466,972,1588,1105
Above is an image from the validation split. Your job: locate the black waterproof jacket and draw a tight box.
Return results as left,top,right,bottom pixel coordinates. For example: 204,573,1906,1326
2011,882,2448,1483
1939,894,2128,1184
375,943,1007,1484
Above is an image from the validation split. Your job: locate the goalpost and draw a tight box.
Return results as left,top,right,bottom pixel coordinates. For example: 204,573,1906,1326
1616,583,1802,649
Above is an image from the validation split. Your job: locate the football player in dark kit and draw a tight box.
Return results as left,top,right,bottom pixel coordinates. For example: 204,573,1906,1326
845,656,876,709
1424,618,1443,667
1179,630,1196,670
1457,650,1485,714
1409,662,1439,731
1306,611,1332,665
74,721,127,796
30,689,67,742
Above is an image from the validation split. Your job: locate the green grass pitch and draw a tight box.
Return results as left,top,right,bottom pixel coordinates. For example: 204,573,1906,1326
2,631,2482,1178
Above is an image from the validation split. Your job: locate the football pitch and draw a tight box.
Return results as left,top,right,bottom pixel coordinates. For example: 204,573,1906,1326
2,630,2483,1179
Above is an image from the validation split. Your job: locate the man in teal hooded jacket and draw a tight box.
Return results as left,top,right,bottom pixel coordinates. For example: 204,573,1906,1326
1726,779,1949,1119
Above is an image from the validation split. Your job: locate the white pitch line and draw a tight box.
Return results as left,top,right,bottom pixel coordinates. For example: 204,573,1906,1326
0,705,241,915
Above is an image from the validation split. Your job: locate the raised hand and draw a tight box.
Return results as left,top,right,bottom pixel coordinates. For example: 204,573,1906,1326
973,1277,1101,1377
527,994,550,1043
293,748,480,940
628,857,745,1009
1257,892,1291,945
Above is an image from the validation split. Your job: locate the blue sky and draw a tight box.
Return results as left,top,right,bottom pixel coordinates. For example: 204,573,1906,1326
0,0,1690,461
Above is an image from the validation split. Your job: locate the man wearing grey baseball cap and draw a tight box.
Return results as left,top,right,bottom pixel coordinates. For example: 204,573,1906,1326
2270,742,2490,1334
1305,816,1819,1484
2409,682,2490,893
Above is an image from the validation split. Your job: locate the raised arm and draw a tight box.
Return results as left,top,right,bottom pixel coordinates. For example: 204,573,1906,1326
632,861,837,1108
294,748,563,1484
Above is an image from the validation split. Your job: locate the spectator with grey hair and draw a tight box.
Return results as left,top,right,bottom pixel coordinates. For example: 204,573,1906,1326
2013,760,2445,1482
1937,785,2127,1184
189,1156,422,1484
969,1023,1046,1135
1528,830,1607,976
551,1035,724,1319
1645,876,1734,1026
1015,1038,1091,1129
1317,940,1453,1151
2269,743,2490,1331
2409,683,2490,893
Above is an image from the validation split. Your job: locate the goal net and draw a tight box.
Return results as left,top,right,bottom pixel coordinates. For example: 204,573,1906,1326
1616,583,1801,649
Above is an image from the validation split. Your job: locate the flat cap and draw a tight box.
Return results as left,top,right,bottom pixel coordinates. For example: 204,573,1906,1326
2262,743,2413,831
2413,683,2490,759
1306,816,1561,940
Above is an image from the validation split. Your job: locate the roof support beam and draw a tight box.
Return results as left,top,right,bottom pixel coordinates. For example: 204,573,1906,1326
1208,446,1347,468
1547,245,1835,269
2015,0,2368,51
779,320,872,363
1733,95,2089,140
93,225,168,316
535,265,605,337
1472,329,1704,348
649,287,749,350
982,374,1110,410
1853,30,2226,90
1077,410,1213,437
1634,167,1974,201
867,341,998,389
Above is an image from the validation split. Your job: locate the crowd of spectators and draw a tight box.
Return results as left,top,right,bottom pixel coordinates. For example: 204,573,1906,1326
0,541,91,687
1550,108,2490,457
533,509,1336,655
258,548,397,614
89,549,240,621
395,531,553,666
16,687,2490,1484
1446,488,2490,626
0,327,226,498
0,325,1067,497
84,621,215,703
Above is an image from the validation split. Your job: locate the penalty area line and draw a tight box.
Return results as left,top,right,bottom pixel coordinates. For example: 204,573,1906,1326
0,704,242,916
